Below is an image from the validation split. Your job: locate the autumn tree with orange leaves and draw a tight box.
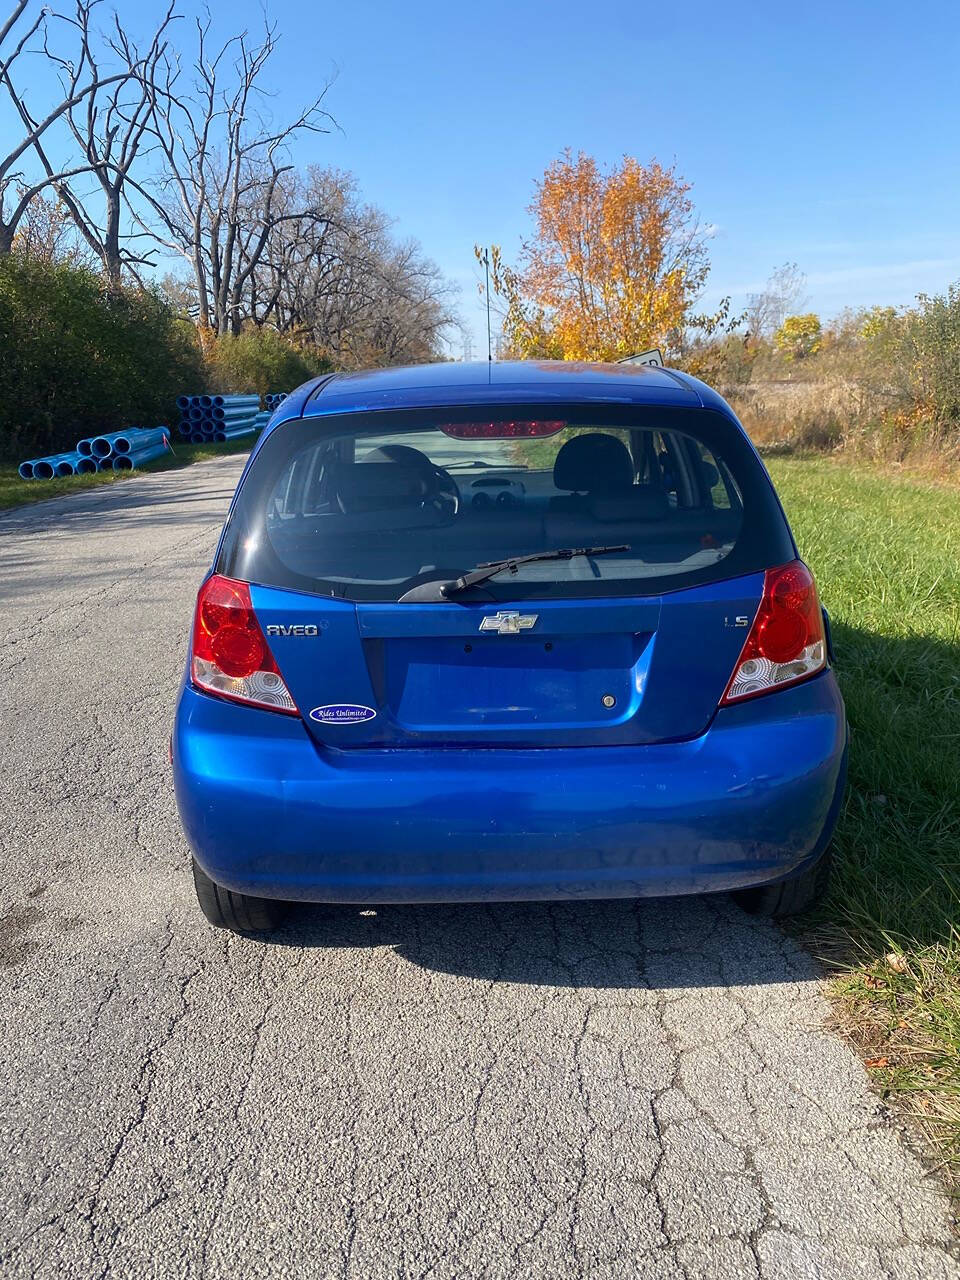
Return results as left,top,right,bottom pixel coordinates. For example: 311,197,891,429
480,150,729,362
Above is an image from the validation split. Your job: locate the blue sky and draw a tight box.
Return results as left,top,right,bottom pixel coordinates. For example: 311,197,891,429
298,0,960,351
9,1,960,352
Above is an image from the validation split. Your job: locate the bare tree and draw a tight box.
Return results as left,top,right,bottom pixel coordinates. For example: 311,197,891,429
2,3,458,362
137,17,333,333
6,182,94,262
28,0,179,286
249,169,367,338
246,167,458,365
0,0,134,255
745,262,807,341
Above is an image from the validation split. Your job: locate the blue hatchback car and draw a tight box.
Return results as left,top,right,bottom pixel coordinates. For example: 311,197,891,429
173,361,847,932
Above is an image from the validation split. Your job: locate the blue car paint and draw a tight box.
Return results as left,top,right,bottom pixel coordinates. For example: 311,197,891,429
176,361,846,905
173,673,847,903
249,575,767,749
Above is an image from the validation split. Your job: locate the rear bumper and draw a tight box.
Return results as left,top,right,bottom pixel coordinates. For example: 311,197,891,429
173,673,847,903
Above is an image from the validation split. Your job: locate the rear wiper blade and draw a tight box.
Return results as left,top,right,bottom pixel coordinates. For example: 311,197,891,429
441,544,630,596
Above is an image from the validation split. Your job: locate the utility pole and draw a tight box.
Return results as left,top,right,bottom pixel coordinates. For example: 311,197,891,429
482,247,492,362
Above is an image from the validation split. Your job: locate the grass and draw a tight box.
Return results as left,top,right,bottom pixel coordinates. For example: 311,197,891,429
768,456,960,1186
0,435,256,512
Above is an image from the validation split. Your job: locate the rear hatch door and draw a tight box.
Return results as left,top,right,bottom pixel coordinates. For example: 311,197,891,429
250,573,764,748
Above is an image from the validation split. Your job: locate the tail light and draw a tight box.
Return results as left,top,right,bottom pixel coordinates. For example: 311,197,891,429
191,575,298,715
721,561,826,705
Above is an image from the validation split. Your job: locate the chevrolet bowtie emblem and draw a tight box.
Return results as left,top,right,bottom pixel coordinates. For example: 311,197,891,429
478,611,538,635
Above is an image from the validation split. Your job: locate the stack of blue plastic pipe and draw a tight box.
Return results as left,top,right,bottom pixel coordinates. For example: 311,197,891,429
107,427,172,471
175,394,261,443
264,392,287,410
18,427,171,479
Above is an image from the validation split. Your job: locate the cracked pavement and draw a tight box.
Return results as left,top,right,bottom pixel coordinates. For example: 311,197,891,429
0,458,957,1280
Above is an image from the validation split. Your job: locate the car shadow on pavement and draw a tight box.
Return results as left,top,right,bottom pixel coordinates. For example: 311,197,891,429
266,895,819,990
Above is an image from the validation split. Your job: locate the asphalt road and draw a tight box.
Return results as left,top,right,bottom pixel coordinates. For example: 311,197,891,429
0,458,956,1280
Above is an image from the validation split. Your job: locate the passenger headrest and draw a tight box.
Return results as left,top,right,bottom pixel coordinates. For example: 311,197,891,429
553,433,634,493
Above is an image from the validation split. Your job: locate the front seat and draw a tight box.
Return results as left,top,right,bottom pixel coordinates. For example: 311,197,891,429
365,443,459,514
550,433,634,510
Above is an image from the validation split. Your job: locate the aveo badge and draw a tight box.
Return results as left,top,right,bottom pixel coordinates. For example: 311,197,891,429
309,704,377,725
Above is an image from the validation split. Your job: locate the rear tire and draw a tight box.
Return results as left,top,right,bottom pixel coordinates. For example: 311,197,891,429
732,848,832,918
191,857,287,932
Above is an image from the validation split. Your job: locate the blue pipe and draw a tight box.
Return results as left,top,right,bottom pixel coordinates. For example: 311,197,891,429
91,431,132,458
190,432,205,443
214,426,257,442
18,460,36,479
176,395,191,412
112,428,140,453
77,438,94,456
55,452,83,476
112,440,170,471
75,455,98,474
31,452,79,478
212,405,259,421
114,427,169,454
212,394,260,408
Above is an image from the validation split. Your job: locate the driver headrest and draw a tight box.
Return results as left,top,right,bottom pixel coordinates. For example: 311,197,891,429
553,433,634,493
328,462,431,514
364,444,435,470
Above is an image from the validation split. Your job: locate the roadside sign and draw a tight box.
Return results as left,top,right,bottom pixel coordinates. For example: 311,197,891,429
617,348,664,367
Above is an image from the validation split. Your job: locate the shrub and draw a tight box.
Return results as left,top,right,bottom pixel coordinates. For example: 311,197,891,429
910,284,960,428
773,313,822,361
693,285,960,466
203,329,331,397
0,256,203,461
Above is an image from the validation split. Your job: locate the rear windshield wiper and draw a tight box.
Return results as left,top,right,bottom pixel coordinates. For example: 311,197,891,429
441,545,630,596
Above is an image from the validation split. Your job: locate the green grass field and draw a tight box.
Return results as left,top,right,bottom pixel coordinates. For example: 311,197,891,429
768,457,960,1183
0,435,256,511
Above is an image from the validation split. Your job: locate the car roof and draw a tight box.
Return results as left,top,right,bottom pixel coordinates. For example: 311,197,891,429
267,360,736,434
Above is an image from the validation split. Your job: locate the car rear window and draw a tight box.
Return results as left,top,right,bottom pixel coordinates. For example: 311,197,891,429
217,404,794,601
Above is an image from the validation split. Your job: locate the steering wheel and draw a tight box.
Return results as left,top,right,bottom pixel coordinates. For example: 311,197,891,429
365,445,459,516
